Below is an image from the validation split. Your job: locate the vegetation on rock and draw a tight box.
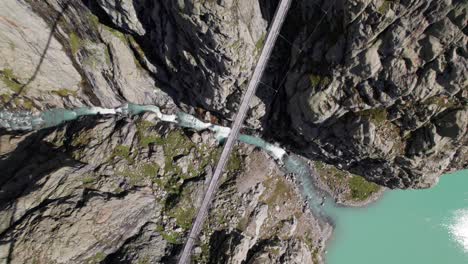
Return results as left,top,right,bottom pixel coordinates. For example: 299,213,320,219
315,160,381,202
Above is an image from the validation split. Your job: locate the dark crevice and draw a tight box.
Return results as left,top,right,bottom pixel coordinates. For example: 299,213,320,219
103,221,157,264
0,130,81,204
263,0,334,139
242,238,280,264
208,230,244,264
81,0,117,30
0,195,76,237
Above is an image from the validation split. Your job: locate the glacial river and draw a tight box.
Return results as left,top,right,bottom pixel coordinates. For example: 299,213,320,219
1,105,467,263
325,169,468,264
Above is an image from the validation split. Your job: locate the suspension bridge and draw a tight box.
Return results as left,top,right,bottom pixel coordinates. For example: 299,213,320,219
178,0,293,263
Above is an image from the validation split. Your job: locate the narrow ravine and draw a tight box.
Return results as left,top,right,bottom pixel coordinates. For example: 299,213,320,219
3,105,467,264
0,103,327,217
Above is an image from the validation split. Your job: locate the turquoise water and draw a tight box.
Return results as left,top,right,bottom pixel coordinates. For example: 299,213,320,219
325,170,468,264
3,105,467,264
284,155,325,216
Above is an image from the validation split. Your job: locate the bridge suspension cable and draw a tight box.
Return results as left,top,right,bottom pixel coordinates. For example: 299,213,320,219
177,0,293,263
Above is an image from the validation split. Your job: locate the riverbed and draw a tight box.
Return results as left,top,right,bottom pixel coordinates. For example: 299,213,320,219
2,105,467,263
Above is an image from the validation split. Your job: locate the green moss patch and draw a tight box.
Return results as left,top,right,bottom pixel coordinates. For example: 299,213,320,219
423,95,457,109
378,0,393,15
1,68,23,93
142,163,159,177
128,126,204,191
140,134,162,148
113,145,131,158
165,184,199,230
315,161,381,202
161,131,195,179
260,178,293,206
161,231,181,244
12,97,34,110
51,89,77,97
315,160,347,187
118,169,144,185
118,162,160,186
163,131,195,156
227,151,242,172
128,36,146,58
312,248,320,264
136,120,164,147
21,98,34,110
102,25,128,44
169,205,196,230
86,12,100,31
357,108,388,125
82,176,96,185
71,132,93,147
255,33,266,53
0,93,33,109
128,36,146,69
110,145,133,163
1,93,11,103
192,240,211,263
86,252,106,264
309,74,331,88
69,32,84,54
348,175,380,201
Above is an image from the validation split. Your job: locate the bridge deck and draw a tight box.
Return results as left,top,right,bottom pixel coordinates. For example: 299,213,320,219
178,0,293,262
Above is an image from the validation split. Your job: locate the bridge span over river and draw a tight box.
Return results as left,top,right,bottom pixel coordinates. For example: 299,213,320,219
178,0,294,263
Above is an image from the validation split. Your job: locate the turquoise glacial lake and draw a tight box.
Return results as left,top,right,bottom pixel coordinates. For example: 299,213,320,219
325,170,468,264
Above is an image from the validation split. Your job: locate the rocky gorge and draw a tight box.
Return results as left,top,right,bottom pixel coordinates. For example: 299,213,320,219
0,0,466,263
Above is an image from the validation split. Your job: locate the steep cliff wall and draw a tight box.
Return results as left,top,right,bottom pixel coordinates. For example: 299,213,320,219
0,114,329,263
0,0,466,263
269,0,467,188
2,0,464,189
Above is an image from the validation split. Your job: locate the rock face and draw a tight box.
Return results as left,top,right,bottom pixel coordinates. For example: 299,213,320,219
0,0,467,263
201,150,330,264
92,0,269,117
2,0,464,189
269,0,467,188
0,0,173,110
0,115,328,263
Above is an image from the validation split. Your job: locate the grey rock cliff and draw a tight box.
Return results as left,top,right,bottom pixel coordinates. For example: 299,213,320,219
0,0,466,263
1,0,465,190
269,0,467,188
94,0,269,117
84,0,467,189
0,115,328,263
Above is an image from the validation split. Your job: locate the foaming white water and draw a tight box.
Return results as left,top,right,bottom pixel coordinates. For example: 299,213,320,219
447,209,468,253
0,103,324,215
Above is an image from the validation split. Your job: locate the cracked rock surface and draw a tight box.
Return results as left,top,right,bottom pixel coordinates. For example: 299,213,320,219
269,0,467,188
0,115,329,263
0,0,466,263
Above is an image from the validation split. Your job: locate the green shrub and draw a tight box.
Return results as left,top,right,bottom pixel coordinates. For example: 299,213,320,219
349,176,380,201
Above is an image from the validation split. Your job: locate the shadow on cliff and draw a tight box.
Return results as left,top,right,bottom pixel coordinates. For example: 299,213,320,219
0,127,80,263
81,0,225,112
1,1,71,109
262,0,339,141
81,0,292,123
0,128,80,203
